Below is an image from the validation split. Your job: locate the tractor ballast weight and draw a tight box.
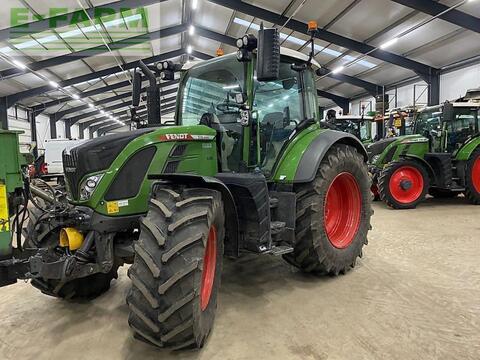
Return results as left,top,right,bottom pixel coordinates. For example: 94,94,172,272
0,25,373,350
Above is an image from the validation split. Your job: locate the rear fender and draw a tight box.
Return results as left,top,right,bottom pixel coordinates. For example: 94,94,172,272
292,130,367,184
147,174,239,258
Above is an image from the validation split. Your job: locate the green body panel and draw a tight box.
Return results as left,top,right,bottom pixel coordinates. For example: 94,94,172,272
0,130,25,257
71,125,218,217
373,135,429,168
455,136,480,161
272,124,326,182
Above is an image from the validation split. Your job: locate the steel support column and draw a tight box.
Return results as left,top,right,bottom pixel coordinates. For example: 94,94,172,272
427,70,441,106
78,123,85,139
0,97,7,130
49,115,57,139
65,120,72,139
29,110,38,158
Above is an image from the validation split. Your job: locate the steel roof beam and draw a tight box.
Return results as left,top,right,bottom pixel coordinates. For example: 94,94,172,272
194,27,384,95
1,24,186,80
33,79,179,113
95,105,176,135
68,94,177,124
7,49,184,104
207,0,436,77
391,0,480,33
55,85,178,120
317,90,349,114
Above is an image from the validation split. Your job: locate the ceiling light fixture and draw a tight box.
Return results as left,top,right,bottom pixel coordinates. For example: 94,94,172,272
49,80,59,88
189,25,195,35
192,0,198,10
12,60,26,69
380,37,399,50
187,45,193,54
331,66,345,74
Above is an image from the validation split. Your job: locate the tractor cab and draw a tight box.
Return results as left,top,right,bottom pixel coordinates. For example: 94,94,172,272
332,115,374,144
413,102,480,154
176,49,321,176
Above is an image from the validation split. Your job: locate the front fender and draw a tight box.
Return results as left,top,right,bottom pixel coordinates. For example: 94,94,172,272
147,174,239,258
273,128,367,184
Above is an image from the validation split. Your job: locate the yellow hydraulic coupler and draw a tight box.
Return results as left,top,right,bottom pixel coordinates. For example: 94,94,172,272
59,228,84,250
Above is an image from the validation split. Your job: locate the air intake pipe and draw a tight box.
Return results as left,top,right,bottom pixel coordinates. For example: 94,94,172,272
132,60,161,125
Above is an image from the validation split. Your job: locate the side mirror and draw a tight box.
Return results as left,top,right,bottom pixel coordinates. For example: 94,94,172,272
132,70,142,107
256,23,280,82
443,101,454,122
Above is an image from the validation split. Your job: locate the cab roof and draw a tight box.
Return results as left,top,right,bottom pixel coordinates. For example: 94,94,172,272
182,47,321,71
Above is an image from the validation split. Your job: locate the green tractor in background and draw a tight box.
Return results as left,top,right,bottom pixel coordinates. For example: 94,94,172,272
328,114,375,145
0,26,372,349
368,95,480,209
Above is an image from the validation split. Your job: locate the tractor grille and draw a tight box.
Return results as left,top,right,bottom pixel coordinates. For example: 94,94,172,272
63,148,80,200
163,160,180,173
170,144,187,157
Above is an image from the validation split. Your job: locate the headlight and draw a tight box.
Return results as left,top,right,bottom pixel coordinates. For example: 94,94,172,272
79,174,104,201
371,154,381,164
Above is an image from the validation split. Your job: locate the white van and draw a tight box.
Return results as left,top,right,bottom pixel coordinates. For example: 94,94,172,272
42,139,87,178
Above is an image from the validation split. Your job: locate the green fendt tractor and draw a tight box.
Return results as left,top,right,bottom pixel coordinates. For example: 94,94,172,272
368,96,480,209
0,26,372,349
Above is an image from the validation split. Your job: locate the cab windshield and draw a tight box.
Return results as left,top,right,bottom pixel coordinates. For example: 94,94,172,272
178,55,246,126
335,119,370,142
414,107,443,136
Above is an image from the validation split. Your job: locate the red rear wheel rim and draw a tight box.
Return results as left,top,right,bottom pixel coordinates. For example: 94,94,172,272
472,157,480,193
200,226,217,311
324,172,362,249
389,166,424,204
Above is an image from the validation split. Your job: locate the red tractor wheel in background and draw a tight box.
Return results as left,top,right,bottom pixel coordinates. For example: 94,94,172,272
378,159,429,209
465,148,480,205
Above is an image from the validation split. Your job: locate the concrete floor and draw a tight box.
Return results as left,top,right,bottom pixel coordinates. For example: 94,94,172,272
1,197,479,360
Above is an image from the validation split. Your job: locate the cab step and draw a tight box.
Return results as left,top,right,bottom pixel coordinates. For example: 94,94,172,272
265,246,294,256
270,221,286,235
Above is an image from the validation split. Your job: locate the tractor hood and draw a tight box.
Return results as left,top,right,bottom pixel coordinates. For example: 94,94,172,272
63,125,217,202
366,137,397,160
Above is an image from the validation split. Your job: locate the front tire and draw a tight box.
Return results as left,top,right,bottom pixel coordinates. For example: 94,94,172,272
378,159,429,209
284,144,372,275
127,186,225,350
465,148,480,205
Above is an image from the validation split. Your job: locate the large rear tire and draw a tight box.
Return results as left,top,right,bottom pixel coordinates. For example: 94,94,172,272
127,186,225,350
378,159,429,209
284,144,372,275
465,148,480,205
26,203,118,300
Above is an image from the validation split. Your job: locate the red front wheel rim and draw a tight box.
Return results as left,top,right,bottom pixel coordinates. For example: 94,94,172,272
324,172,362,249
200,226,217,312
389,166,424,204
472,157,480,193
